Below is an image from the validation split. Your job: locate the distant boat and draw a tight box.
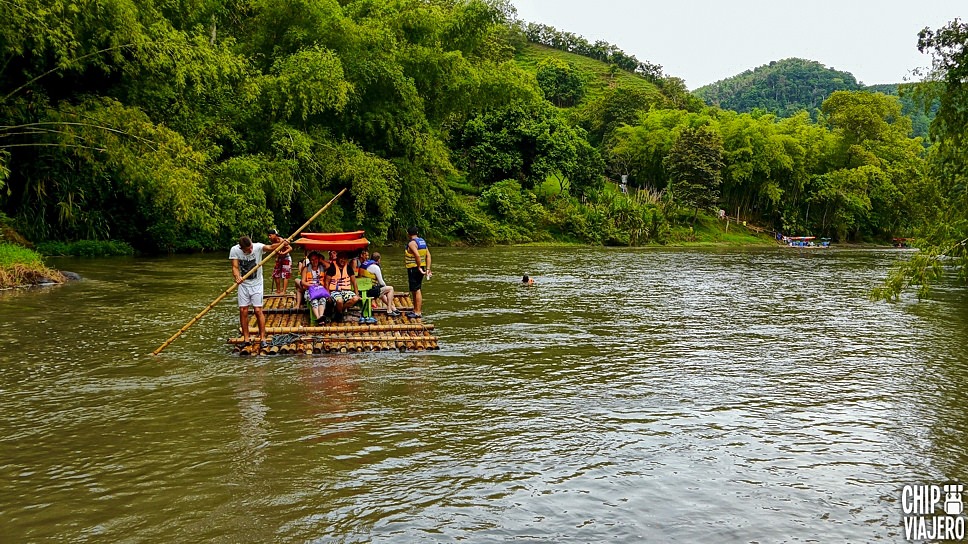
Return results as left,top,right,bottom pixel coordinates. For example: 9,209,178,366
893,237,914,248
781,236,830,248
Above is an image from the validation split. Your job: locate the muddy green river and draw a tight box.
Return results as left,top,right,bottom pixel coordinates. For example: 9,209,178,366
1,246,966,542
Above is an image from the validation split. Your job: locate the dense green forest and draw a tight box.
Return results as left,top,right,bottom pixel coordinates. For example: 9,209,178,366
863,83,936,141
694,59,862,116
693,58,935,139
0,0,963,278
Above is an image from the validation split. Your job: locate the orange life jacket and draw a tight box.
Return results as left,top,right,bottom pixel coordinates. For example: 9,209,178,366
327,263,353,292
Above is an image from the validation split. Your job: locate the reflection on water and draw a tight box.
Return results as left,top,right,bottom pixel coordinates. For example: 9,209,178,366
0,247,966,542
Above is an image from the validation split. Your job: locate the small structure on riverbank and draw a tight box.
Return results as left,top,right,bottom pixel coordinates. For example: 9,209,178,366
228,293,439,355
893,237,914,248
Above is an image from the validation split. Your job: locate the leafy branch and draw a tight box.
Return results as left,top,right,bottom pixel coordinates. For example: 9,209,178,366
1,44,136,104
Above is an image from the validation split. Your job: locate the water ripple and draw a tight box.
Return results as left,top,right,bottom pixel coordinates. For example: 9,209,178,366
0,248,965,542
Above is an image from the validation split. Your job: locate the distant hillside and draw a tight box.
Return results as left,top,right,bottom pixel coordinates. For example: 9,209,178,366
693,58,934,139
693,58,862,116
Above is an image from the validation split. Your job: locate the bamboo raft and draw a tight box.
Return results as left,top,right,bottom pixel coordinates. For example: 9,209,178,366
228,293,440,355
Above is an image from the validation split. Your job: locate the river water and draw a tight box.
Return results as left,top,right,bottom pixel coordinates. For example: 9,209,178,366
1,246,966,542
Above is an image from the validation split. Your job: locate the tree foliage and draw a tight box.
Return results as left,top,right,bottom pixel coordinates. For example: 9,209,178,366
452,101,601,190
693,58,935,139
607,90,928,241
0,0,532,250
694,58,863,117
874,18,968,299
664,126,724,221
521,22,662,79
535,57,585,107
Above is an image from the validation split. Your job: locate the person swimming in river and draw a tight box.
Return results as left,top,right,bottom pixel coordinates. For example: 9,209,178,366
522,275,535,285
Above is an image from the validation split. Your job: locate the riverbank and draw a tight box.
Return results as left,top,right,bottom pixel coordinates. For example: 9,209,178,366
0,243,65,289
508,215,777,248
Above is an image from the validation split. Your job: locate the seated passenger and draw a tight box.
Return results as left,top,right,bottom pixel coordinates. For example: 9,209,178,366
359,251,400,317
301,251,329,323
295,249,335,307
353,248,368,273
325,252,359,319
293,249,310,307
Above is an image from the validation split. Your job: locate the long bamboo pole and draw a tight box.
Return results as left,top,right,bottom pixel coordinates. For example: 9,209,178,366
152,188,348,355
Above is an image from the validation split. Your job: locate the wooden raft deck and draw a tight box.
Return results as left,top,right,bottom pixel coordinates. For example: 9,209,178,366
228,293,440,355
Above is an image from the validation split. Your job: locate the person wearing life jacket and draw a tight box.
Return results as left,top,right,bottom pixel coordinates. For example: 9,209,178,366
301,251,329,323
294,249,333,307
404,226,431,319
359,251,401,317
325,252,359,318
353,248,369,275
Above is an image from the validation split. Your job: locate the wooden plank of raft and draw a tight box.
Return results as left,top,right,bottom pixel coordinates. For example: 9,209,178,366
241,323,434,334
262,307,301,315
230,334,437,352
411,330,425,351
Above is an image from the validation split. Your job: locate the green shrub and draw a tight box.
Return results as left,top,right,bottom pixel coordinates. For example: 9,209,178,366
435,192,499,245
37,240,135,257
0,242,43,267
446,176,482,196
0,242,62,288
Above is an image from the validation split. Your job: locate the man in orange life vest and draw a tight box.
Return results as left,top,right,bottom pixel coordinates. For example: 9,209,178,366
325,252,360,319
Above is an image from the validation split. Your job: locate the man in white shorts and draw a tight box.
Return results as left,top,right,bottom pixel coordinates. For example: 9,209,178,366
230,235,289,348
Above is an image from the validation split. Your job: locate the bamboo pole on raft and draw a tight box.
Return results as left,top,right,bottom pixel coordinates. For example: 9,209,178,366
151,188,348,356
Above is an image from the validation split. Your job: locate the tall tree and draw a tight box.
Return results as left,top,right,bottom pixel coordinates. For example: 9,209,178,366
580,84,664,146
664,126,725,223
453,101,593,190
535,57,586,107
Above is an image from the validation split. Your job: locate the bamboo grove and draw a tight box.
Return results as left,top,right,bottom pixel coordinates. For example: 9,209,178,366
0,0,965,277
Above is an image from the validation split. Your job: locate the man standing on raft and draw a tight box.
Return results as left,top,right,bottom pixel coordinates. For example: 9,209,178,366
404,226,431,319
230,235,289,348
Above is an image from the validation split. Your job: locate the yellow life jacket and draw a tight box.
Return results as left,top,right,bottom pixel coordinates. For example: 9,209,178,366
405,237,428,269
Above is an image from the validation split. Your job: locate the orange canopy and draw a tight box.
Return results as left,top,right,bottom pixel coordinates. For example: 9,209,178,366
294,237,369,252
301,231,365,241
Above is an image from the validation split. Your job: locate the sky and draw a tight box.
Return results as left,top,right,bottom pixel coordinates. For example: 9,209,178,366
511,0,965,90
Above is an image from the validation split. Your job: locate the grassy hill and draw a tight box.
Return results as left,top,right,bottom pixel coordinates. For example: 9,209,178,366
514,43,665,107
